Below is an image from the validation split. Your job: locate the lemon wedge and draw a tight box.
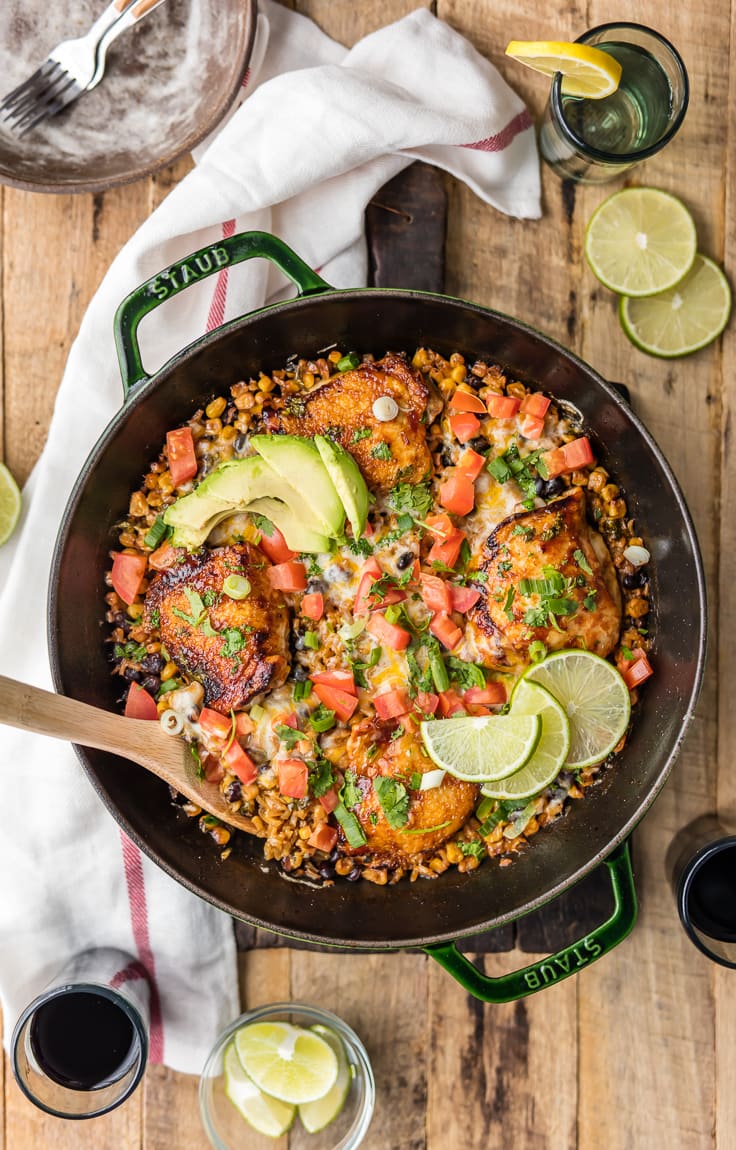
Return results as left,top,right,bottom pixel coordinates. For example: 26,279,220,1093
505,40,622,99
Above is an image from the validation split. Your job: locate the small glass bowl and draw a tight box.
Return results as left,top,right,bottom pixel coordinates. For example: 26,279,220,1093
199,1003,375,1150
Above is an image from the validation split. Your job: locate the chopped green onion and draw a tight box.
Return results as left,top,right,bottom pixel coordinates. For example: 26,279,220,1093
157,678,180,697
339,617,367,642
223,574,251,600
337,352,361,372
293,679,313,702
475,795,495,821
249,704,265,722
430,653,450,693
144,515,171,550
303,631,320,650
384,603,403,625
528,640,547,663
334,802,367,847
309,704,336,732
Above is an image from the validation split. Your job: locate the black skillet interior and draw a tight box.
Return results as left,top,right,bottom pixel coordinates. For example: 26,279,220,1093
49,291,706,948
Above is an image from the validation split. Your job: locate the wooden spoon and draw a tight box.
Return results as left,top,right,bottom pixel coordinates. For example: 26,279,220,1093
0,675,255,832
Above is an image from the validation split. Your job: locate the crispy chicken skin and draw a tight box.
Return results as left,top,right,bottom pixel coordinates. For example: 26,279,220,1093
263,353,433,492
144,544,289,712
342,718,478,863
467,487,622,669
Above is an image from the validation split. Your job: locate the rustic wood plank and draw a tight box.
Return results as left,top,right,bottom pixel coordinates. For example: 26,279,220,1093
366,163,447,291
294,0,433,44
426,951,577,1149
143,1065,207,1150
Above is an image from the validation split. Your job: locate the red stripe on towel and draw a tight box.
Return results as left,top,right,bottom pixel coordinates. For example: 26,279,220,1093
120,832,164,1063
206,219,237,332
110,959,148,989
461,109,533,152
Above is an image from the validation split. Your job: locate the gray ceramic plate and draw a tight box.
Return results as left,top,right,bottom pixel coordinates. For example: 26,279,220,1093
0,0,257,193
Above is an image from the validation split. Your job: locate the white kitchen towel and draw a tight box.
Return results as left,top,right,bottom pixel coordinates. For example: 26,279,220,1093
0,2,539,1074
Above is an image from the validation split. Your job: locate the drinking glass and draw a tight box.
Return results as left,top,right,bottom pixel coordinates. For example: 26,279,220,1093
11,948,149,1119
539,22,689,184
666,816,736,968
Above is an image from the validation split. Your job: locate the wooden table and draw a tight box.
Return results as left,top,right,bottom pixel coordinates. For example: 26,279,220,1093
0,1,732,1147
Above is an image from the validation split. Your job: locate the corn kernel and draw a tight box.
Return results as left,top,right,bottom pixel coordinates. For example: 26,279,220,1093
129,491,148,518
161,661,178,682
205,418,222,436
220,424,237,442
258,375,275,393
608,498,627,519
205,396,227,419
587,468,609,493
451,364,467,383
602,483,620,501
626,596,649,618
127,602,144,620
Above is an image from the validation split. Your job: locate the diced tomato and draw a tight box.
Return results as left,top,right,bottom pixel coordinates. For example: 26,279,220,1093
438,689,466,717
124,682,158,720
308,823,339,852
199,707,233,742
457,448,485,481
486,394,521,419
519,414,546,440
319,788,341,814
439,471,476,516
414,690,439,715
353,557,383,615
427,527,466,570
235,712,255,737
449,390,487,414
111,552,147,606
621,651,654,690
312,669,357,697
203,755,225,784
430,612,463,651
223,741,258,785
450,585,481,613
301,592,324,621
148,542,180,571
366,612,412,651
520,393,551,419
166,427,198,487
541,447,567,478
267,560,307,592
464,683,507,706
467,704,493,716
374,687,411,720
449,412,481,443
272,710,299,734
278,758,309,799
420,574,453,614
562,436,595,471
313,683,360,722
425,513,455,540
257,524,297,564
364,519,375,537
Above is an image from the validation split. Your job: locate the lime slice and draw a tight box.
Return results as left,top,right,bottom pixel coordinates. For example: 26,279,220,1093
620,253,731,358
223,1041,295,1137
505,40,622,98
480,680,570,801
298,1025,351,1133
234,1020,338,1105
523,649,630,769
420,714,541,782
0,462,21,547
585,188,697,297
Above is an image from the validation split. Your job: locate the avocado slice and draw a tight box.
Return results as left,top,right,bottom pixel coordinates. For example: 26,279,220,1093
247,498,330,554
314,435,369,539
164,489,231,534
250,435,345,538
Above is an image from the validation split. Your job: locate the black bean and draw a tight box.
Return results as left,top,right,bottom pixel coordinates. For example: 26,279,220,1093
292,665,310,682
537,476,566,500
113,611,128,627
468,436,490,454
141,675,161,695
397,551,414,570
123,666,142,683
622,570,648,590
234,434,248,454
225,780,242,803
328,848,340,863
307,578,326,594
141,652,165,674
440,449,454,468
346,866,362,882
318,863,336,881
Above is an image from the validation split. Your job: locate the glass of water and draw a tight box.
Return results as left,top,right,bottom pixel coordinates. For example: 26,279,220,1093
539,22,689,184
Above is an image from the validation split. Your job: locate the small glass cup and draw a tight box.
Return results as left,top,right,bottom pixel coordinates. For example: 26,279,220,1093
199,1003,375,1150
11,948,149,1119
539,22,689,184
666,815,736,968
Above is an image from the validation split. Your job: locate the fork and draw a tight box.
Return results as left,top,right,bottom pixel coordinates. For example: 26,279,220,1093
0,0,169,137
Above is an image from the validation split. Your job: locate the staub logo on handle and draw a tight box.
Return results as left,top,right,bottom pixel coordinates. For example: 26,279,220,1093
523,936,603,989
146,246,231,301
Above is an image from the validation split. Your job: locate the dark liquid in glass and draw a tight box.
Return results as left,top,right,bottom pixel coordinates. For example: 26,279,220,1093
29,991,136,1090
688,848,736,942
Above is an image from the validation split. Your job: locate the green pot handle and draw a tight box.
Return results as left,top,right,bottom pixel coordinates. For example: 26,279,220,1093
113,231,332,396
425,840,636,1002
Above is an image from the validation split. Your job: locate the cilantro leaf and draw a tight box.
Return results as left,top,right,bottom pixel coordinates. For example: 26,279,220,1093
252,514,275,538
574,548,593,576
373,776,410,829
389,481,433,520
275,723,303,749
341,769,362,811
308,756,335,798
446,656,486,689
351,428,372,443
371,442,392,461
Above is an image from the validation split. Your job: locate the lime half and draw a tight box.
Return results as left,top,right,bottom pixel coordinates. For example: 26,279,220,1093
223,1042,295,1137
420,714,541,782
0,463,21,547
299,1025,352,1133
480,679,570,801
234,1020,338,1105
505,40,622,98
523,649,630,769
585,188,697,297
620,254,731,358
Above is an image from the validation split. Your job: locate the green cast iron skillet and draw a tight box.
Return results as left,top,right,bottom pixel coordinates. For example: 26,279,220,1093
48,233,706,1002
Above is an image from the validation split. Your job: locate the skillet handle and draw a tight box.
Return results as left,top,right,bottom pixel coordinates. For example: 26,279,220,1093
425,840,636,1002
113,231,332,394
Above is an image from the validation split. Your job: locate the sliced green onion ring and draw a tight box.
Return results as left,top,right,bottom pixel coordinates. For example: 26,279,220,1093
223,574,251,600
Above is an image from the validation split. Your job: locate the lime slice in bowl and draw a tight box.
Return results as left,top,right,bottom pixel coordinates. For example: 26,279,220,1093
505,40,622,98
0,462,21,547
523,649,631,770
299,1025,352,1133
223,1041,295,1137
420,714,541,782
234,1020,338,1105
620,253,731,358
480,679,570,801
585,188,697,297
